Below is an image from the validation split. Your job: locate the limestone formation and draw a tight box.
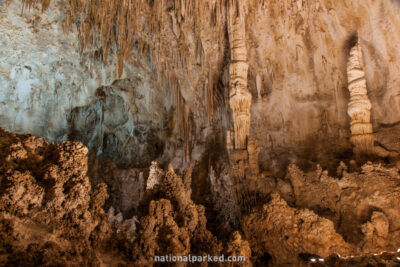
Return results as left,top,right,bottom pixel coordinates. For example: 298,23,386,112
3,128,400,266
243,193,356,266
0,129,226,266
247,138,260,175
0,128,127,265
4,1,400,266
225,231,252,267
287,162,400,252
132,163,223,265
228,0,252,150
347,40,374,154
209,166,239,232
5,0,400,175
88,154,147,216
108,206,138,242
146,161,164,190
69,82,166,167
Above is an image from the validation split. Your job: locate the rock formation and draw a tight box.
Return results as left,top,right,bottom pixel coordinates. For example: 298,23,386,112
286,162,400,251
225,231,252,267
243,193,356,266
3,0,400,266
209,166,239,232
0,128,125,265
228,0,252,150
132,163,223,265
347,40,374,155
3,0,400,174
108,206,138,242
0,129,227,266
2,127,400,266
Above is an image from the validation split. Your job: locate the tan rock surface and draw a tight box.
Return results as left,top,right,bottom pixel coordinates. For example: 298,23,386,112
243,193,356,266
0,128,123,265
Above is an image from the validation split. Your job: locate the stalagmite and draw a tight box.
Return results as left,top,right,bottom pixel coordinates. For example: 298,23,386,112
347,40,374,155
228,0,252,150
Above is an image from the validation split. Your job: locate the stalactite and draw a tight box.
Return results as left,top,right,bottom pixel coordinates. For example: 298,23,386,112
227,0,251,150
347,40,374,155
19,0,223,162
20,0,228,91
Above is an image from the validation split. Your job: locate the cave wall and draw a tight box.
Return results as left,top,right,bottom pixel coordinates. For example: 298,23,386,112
0,0,113,141
0,0,175,166
1,0,400,171
246,0,400,171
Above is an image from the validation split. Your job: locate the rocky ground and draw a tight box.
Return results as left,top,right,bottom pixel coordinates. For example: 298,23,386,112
0,129,238,266
1,128,400,266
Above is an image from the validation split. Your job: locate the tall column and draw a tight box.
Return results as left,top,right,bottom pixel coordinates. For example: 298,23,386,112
347,40,374,154
228,0,252,150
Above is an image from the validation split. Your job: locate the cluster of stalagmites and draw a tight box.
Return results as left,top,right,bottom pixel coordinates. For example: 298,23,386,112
0,128,114,265
132,163,224,265
0,129,241,266
1,128,400,266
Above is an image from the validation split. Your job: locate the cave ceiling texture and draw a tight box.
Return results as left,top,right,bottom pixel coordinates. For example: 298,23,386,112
1,0,400,266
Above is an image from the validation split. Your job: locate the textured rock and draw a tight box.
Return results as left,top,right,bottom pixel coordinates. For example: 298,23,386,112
108,206,138,242
68,80,167,166
87,154,147,218
0,128,125,265
287,163,400,251
346,40,374,154
209,165,239,232
2,129,400,266
132,164,223,266
0,129,230,266
225,231,252,267
3,1,400,266
0,0,174,167
0,0,116,141
146,161,164,190
228,0,252,150
243,193,356,266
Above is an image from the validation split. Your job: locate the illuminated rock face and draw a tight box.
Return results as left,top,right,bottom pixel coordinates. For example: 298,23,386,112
347,41,374,154
228,0,252,150
4,0,400,173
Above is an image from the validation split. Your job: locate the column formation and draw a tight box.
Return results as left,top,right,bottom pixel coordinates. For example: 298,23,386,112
347,40,374,154
228,0,252,150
